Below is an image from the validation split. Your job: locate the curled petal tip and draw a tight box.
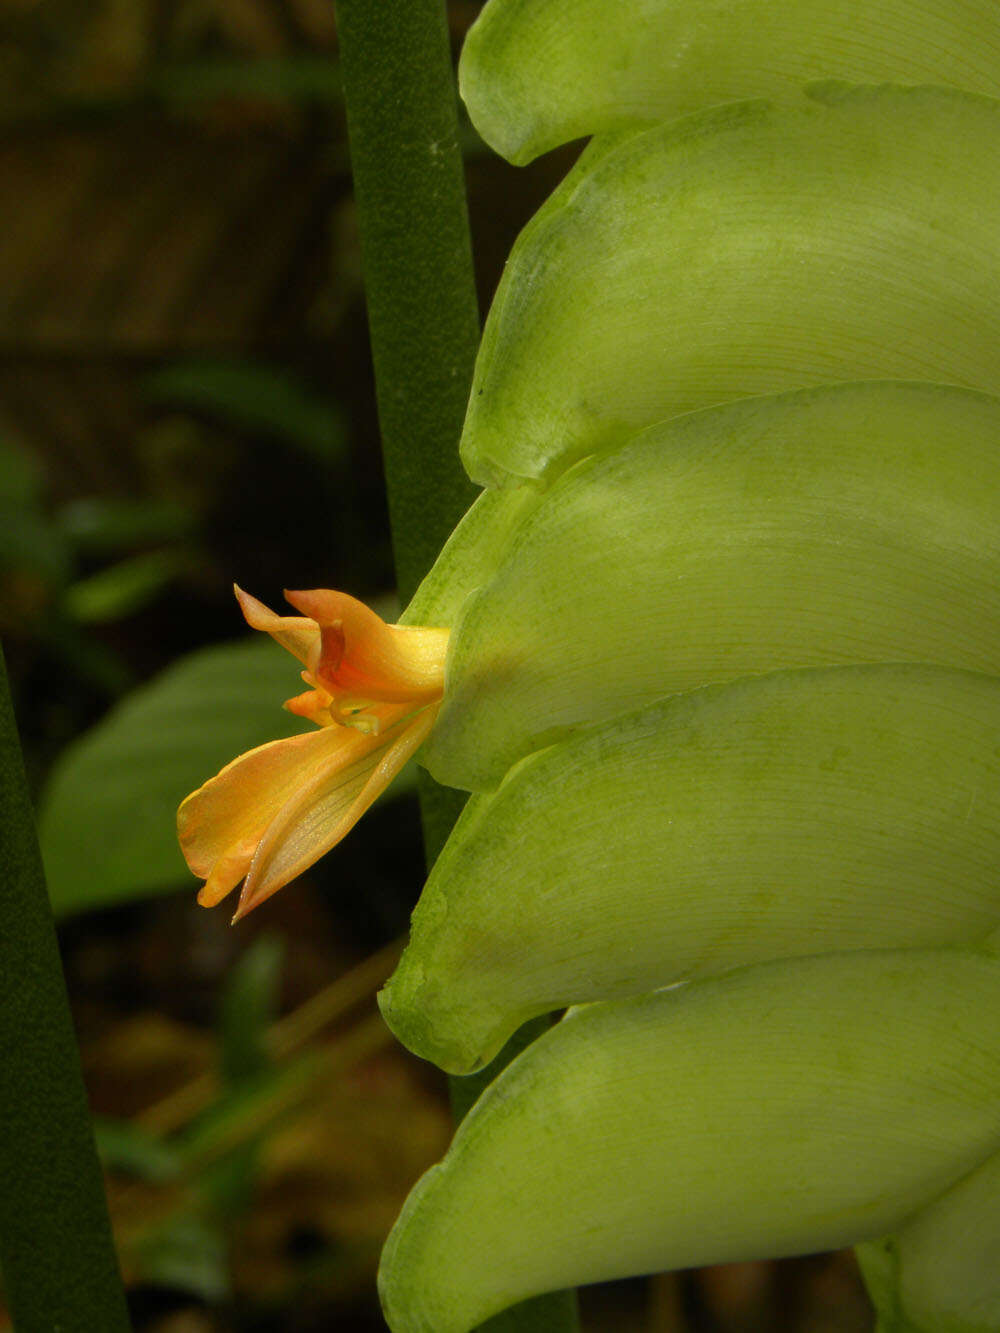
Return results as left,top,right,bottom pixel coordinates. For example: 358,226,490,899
235,585,320,664
233,583,261,620
283,587,352,624
198,878,234,910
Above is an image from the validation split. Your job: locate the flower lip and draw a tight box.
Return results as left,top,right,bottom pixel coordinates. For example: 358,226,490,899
282,587,448,707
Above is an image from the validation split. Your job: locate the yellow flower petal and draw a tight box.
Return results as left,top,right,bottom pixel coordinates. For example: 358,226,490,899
178,726,353,894
232,704,438,922
197,845,258,910
179,585,448,918
284,588,448,704
234,584,319,664
283,687,334,726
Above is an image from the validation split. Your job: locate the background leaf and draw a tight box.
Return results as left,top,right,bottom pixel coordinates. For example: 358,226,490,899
149,56,342,107
93,1116,184,1185
38,636,309,915
0,432,71,589
144,358,348,465
63,549,189,624
217,935,286,1086
55,497,196,554
135,1215,231,1303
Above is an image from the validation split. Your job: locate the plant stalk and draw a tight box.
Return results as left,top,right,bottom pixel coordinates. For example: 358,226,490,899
0,646,131,1331
334,3,581,1329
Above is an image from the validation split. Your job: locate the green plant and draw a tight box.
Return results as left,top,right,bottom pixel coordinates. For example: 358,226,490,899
369,4,1000,1331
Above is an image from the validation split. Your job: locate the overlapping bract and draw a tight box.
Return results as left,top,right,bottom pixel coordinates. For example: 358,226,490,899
458,85,1000,487
377,3,1000,1331
383,663,1000,1073
381,947,1000,1333
459,0,1000,165
426,382,1000,790
858,1150,1000,1331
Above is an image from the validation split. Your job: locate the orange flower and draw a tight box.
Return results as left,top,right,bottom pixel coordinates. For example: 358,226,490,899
178,586,448,922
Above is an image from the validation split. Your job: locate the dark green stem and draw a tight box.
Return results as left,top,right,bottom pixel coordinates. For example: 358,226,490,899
335,0,479,606
0,646,131,1332
334,3,580,1330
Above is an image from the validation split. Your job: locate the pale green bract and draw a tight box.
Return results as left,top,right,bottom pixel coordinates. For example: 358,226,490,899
378,3,1000,1330
858,1150,1000,1332
382,663,1000,1074
460,0,1000,164
460,86,1000,487
430,382,1000,790
381,948,1000,1333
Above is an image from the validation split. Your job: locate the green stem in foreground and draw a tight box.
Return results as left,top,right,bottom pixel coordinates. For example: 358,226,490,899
336,0,479,866
334,4,580,1330
0,646,131,1332
335,0,479,606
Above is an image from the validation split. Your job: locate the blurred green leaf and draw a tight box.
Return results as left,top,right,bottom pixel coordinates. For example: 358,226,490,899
0,433,71,589
200,1147,260,1227
179,1054,321,1168
39,637,309,916
135,1216,230,1302
56,498,196,555
93,1117,183,1185
0,59,343,128
150,56,342,107
218,936,285,1087
63,550,188,624
43,616,135,700
0,433,43,507
208,936,285,1224
144,359,347,465
0,508,71,588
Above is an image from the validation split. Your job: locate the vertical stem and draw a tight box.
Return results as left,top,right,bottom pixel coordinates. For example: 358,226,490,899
335,0,479,607
335,3,581,1330
0,647,131,1332
336,0,478,865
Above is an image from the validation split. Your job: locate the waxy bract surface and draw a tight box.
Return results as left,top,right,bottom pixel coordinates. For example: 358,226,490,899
383,664,1000,1072
461,0,1000,163
428,382,1000,790
459,87,1000,487
378,5,1000,1331
379,948,1000,1333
